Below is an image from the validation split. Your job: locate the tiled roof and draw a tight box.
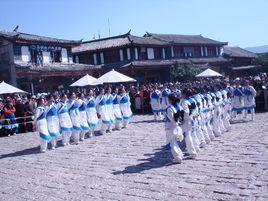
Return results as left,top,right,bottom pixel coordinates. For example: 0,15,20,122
0,30,81,45
73,31,228,54
223,46,257,58
145,33,228,45
72,33,131,53
72,32,169,53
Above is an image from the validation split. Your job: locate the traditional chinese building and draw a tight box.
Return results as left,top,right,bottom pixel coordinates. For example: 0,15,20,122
223,46,257,76
0,29,98,93
72,31,230,82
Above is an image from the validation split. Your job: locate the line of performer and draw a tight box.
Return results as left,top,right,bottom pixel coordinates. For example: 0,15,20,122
34,87,133,153
150,81,256,163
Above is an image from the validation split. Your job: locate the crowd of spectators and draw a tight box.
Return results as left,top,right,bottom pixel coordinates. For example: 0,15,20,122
1,73,268,137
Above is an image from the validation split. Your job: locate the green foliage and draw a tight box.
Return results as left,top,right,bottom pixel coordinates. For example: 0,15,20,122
254,53,268,71
170,61,202,81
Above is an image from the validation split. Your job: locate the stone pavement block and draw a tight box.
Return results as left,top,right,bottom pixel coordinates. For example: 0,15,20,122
0,113,268,200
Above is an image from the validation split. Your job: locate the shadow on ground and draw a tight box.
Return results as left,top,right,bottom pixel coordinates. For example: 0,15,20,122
0,146,41,159
131,119,163,124
112,147,174,175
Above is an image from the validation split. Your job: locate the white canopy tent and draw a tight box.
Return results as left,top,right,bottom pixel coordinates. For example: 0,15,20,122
70,74,98,87
196,68,223,77
93,69,136,84
0,81,26,95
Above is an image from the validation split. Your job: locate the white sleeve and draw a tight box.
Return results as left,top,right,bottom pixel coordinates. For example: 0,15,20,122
250,86,257,97
167,107,176,124
34,108,41,122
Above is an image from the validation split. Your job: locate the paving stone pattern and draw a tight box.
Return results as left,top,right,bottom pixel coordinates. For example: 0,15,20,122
0,113,268,201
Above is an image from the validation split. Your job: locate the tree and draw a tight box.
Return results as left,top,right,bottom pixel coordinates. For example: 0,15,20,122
170,61,203,81
253,53,268,72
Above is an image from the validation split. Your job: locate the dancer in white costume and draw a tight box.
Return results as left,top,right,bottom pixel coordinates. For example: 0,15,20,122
150,87,162,121
161,86,171,115
231,86,245,121
194,94,210,145
45,95,61,150
210,93,222,137
243,82,257,121
96,89,111,134
86,90,99,138
216,91,227,133
34,97,52,152
67,92,81,144
204,93,215,140
180,89,197,158
57,94,73,146
105,88,116,132
221,89,231,131
188,97,201,151
120,87,133,128
113,88,123,130
78,93,90,141
165,94,184,163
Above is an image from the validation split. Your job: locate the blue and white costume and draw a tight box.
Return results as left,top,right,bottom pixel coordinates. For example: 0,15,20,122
220,90,231,131
150,89,162,120
78,99,90,141
161,88,171,113
243,85,256,120
96,94,111,134
211,93,222,137
67,99,81,144
194,94,209,146
180,98,197,157
35,106,52,152
231,86,245,121
106,93,116,128
57,100,73,146
46,103,61,149
86,96,99,136
204,93,215,140
120,93,133,128
188,97,201,151
165,104,184,163
113,94,123,130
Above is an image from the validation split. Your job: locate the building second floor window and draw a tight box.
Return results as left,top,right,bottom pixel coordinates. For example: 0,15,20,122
183,47,194,58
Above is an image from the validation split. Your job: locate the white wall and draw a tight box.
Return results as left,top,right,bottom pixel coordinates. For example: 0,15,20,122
100,52,104,64
134,48,138,60
61,48,68,63
21,46,30,62
147,48,154,60
42,51,50,63
127,48,131,60
119,49,124,61
93,53,97,64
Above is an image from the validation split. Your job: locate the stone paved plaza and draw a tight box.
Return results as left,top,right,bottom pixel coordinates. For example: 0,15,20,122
0,113,268,201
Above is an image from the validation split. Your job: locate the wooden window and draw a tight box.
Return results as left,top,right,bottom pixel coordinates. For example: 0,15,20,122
207,47,215,57
51,51,61,63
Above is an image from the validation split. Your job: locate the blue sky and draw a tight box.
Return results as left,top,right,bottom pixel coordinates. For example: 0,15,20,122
0,0,267,47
